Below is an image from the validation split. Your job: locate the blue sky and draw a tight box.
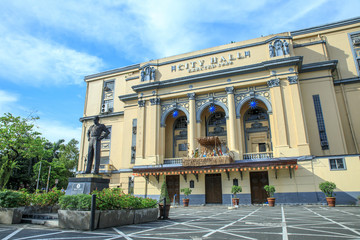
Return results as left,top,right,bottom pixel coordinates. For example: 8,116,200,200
0,0,359,144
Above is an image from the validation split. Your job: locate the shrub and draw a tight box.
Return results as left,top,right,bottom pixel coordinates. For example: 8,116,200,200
76,194,92,210
180,188,192,199
159,176,170,204
59,195,79,210
0,190,24,208
264,185,276,197
231,185,242,199
319,181,336,197
32,188,65,206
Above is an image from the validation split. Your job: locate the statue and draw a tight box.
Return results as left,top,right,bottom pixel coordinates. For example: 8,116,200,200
283,40,290,55
85,116,110,174
269,43,275,58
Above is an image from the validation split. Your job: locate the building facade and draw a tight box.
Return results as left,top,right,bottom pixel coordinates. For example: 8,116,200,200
79,17,360,205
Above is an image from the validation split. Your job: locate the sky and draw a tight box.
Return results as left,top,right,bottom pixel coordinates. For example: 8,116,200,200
0,0,359,144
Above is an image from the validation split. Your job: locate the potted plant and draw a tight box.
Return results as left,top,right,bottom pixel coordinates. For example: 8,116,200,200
180,188,192,207
264,185,276,207
159,176,171,219
319,181,336,207
231,185,242,206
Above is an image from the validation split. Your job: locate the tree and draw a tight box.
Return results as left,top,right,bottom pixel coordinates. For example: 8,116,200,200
32,138,79,190
0,113,46,189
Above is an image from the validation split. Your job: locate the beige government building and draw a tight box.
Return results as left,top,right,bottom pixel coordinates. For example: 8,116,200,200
79,17,360,205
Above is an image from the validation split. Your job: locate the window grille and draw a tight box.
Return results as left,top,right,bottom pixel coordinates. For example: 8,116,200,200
312,95,329,150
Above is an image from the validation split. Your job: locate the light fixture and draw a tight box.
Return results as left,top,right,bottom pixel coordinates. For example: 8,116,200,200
172,110,179,118
209,104,216,113
249,99,258,109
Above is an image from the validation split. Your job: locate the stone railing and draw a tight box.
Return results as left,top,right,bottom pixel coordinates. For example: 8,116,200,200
163,158,183,165
243,152,273,160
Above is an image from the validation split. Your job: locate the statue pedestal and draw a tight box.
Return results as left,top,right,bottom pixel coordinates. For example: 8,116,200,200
65,174,110,195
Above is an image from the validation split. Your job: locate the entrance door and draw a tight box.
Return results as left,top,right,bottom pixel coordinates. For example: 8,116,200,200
250,171,269,204
166,175,180,204
205,174,222,204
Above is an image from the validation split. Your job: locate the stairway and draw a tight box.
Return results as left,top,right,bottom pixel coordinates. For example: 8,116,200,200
21,213,59,227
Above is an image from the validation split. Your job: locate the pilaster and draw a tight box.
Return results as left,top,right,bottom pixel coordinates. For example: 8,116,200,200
136,100,146,159
226,87,238,152
188,93,196,156
267,78,289,156
287,76,310,155
146,98,161,164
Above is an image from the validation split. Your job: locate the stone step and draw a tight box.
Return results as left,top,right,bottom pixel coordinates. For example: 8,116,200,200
22,213,58,220
21,218,59,227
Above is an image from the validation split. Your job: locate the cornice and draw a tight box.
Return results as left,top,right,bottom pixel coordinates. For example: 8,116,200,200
333,77,360,85
118,93,138,102
79,112,124,122
299,60,338,73
291,17,360,36
84,64,140,81
132,56,303,92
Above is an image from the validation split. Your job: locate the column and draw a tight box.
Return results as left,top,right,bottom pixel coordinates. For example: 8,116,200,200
226,87,238,152
147,98,160,164
288,76,310,155
267,78,289,155
136,100,146,159
187,93,196,156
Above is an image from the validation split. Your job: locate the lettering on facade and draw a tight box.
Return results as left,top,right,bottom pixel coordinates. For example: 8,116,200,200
171,51,250,73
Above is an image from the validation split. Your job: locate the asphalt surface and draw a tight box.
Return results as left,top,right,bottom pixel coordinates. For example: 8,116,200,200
1,205,359,239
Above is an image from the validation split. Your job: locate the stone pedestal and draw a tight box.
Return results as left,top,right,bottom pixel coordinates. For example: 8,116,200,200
65,175,110,195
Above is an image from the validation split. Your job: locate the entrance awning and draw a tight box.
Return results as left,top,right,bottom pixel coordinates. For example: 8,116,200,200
132,158,298,177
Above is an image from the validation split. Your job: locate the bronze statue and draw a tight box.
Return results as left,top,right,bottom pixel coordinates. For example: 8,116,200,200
85,116,110,174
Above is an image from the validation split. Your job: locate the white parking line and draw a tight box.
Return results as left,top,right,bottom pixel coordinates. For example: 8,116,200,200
3,228,23,240
281,206,288,240
202,207,261,238
334,208,360,217
113,227,133,240
305,207,360,236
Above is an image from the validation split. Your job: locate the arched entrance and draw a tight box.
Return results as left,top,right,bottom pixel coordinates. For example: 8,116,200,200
243,106,271,153
164,110,188,158
173,116,188,158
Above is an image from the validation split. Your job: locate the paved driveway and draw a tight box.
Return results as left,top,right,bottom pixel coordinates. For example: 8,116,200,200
1,205,359,239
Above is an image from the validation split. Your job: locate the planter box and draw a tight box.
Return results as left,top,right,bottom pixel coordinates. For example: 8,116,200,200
98,209,134,229
0,208,23,224
59,208,158,230
58,210,100,230
133,208,158,224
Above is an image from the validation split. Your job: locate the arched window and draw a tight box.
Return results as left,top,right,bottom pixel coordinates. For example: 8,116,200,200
173,116,188,157
206,112,226,136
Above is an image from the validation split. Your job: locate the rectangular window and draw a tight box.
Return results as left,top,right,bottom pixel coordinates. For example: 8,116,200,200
101,80,114,114
312,95,329,150
101,126,111,150
128,177,134,195
350,32,360,74
131,119,137,164
329,158,346,170
259,143,266,152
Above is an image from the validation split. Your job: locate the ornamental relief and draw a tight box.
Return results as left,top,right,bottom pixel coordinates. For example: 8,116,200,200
234,87,271,107
195,94,228,113
161,100,189,117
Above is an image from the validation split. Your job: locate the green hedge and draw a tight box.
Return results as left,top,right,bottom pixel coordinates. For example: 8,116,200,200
0,188,65,208
58,188,157,211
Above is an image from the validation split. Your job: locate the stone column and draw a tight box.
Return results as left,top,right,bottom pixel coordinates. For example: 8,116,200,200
147,97,160,164
136,100,146,159
288,76,310,155
267,78,289,156
187,93,196,156
226,87,238,152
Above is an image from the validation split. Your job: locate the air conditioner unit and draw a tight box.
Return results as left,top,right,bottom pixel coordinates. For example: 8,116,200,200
101,103,110,113
353,38,360,46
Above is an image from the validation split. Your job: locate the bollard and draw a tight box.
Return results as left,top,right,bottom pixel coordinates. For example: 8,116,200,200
90,194,96,231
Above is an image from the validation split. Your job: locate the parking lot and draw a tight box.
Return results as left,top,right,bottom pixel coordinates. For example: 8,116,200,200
1,205,359,240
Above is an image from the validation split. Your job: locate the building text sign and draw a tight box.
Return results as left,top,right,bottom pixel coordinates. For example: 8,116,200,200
171,51,250,73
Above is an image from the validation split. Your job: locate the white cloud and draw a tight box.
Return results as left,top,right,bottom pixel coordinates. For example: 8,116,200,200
36,119,82,144
0,89,19,114
0,27,104,86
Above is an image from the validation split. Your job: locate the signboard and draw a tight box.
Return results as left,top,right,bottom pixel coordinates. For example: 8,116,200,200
72,183,85,193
